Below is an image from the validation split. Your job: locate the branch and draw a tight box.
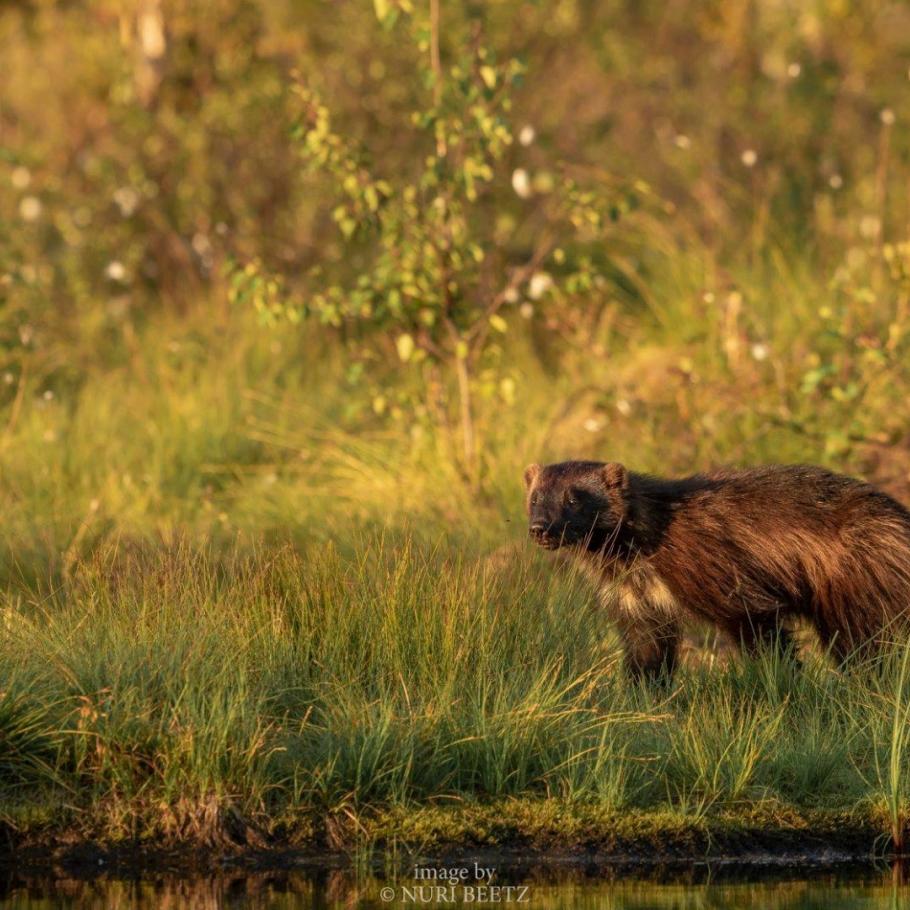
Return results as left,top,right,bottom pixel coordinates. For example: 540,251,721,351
429,0,446,157
415,327,446,360
467,231,556,359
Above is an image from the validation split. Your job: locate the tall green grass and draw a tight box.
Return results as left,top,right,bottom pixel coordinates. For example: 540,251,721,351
2,535,910,848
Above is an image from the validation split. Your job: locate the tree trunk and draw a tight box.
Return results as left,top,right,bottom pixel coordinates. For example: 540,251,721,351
454,353,477,488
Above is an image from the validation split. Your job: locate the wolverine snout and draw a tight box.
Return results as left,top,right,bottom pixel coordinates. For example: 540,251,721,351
529,521,561,549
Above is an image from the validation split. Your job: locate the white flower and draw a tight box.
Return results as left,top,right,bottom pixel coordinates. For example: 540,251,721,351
519,302,534,319
113,186,139,217
674,134,691,149
881,108,896,126
583,417,602,433
511,168,532,199
860,215,882,239
192,233,213,270
518,125,536,147
105,260,127,282
42,389,54,401
503,287,520,304
3,373,14,385
741,149,758,168
11,166,31,189
191,233,211,256
751,343,769,362
528,271,553,300
138,8,166,59
829,174,843,190
19,196,42,222
616,399,632,416
787,62,801,78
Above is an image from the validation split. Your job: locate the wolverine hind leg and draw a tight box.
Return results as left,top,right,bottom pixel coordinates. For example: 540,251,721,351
615,613,680,685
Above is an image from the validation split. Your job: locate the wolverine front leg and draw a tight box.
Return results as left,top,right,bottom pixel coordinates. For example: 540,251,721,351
614,612,680,684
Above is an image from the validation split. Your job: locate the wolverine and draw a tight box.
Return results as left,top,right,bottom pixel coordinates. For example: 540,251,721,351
524,461,910,682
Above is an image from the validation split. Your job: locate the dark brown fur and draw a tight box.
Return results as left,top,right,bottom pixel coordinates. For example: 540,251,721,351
524,461,910,682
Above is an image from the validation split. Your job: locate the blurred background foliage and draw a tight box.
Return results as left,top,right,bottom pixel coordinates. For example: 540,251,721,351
2,0,910,575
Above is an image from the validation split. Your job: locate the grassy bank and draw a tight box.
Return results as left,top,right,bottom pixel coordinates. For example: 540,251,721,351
3,512,910,857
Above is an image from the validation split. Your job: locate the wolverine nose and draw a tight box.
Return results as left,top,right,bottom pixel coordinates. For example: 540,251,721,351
530,522,547,537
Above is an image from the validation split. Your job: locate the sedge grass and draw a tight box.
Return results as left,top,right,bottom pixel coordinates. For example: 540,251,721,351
0,535,909,851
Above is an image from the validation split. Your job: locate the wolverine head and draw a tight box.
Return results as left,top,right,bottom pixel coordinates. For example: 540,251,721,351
523,460,629,551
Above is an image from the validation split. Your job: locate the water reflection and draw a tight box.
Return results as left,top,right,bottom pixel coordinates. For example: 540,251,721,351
1,863,909,909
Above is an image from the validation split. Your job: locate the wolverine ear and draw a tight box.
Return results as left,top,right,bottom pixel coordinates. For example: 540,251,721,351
601,462,629,491
523,463,541,488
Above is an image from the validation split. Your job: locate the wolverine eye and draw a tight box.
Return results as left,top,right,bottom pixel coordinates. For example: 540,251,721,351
565,490,579,507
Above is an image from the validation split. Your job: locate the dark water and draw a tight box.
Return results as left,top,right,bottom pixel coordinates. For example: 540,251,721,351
2,863,910,909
